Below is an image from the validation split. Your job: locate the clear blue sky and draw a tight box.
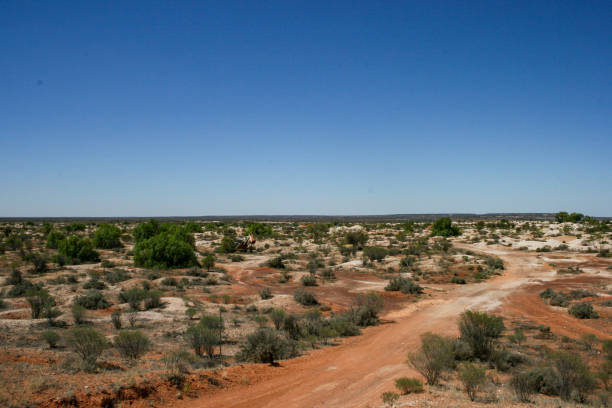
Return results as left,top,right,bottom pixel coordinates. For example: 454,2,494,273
1,1,610,217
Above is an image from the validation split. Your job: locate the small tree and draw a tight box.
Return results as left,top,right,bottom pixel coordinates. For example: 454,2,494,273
458,310,505,361
569,302,598,319
407,332,454,385
431,217,460,237
185,324,219,358
457,362,486,401
507,328,526,347
114,330,151,362
92,223,122,249
201,254,215,271
66,327,109,371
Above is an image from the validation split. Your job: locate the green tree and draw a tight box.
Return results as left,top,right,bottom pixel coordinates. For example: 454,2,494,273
431,217,460,237
458,362,486,401
114,330,151,361
133,232,198,268
237,328,293,364
202,254,215,271
92,223,122,249
407,332,454,385
58,236,100,263
66,327,109,371
458,310,505,361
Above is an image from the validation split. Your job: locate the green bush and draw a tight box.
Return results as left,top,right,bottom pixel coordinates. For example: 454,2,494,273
451,275,466,284
431,217,460,237
237,328,294,364
201,254,215,271
270,308,286,330
266,256,285,269
458,310,505,361
550,350,596,401
66,222,86,232
407,332,454,385
301,274,317,286
259,287,272,300
395,377,423,394
26,288,54,319
58,236,100,264
569,302,598,319
41,330,61,348
114,330,151,361
344,231,368,250
184,324,219,358
353,292,383,326
71,304,87,325
134,232,198,269
385,276,422,294
219,236,237,253
66,327,109,370
363,246,388,262
510,371,538,402
75,290,112,310
92,224,122,249
457,362,486,401
45,230,66,250
294,289,318,306
381,391,399,407
111,310,122,330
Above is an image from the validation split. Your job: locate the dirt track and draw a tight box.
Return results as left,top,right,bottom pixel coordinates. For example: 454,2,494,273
176,245,611,408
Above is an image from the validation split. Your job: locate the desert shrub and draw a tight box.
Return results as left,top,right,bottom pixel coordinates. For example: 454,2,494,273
58,236,100,264
431,217,460,237
7,278,39,297
294,289,318,306
201,254,215,271
92,223,122,249
320,268,336,281
104,269,130,284
163,350,192,386
46,230,66,249
457,362,486,401
237,328,294,364
26,288,54,319
301,274,317,286
231,254,244,262
119,288,146,310
270,309,286,330
29,253,48,274
385,276,422,294
42,330,61,348
244,222,274,238
74,290,112,310
71,304,86,325
484,256,504,270
266,256,285,269
114,330,151,361
100,259,115,268
162,277,178,286
458,310,505,361
344,231,368,249
363,246,388,262
569,302,598,319
183,222,202,233
66,222,86,232
147,271,162,280
111,310,122,330
327,316,361,337
507,328,526,347
219,236,237,253
407,332,454,385
184,324,219,358
451,275,466,284
510,371,538,402
144,290,162,310
134,231,198,269
353,292,384,326
83,276,107,290
395,377,423,394
550,350,596,401
259,287,272,300
0,298,7,310
381,391,399,407
66,327,109,370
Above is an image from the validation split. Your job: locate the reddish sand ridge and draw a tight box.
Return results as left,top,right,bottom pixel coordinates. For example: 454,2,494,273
173,245,610,408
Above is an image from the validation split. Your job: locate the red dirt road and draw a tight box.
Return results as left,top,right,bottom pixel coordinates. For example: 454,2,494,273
176,246,611,408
